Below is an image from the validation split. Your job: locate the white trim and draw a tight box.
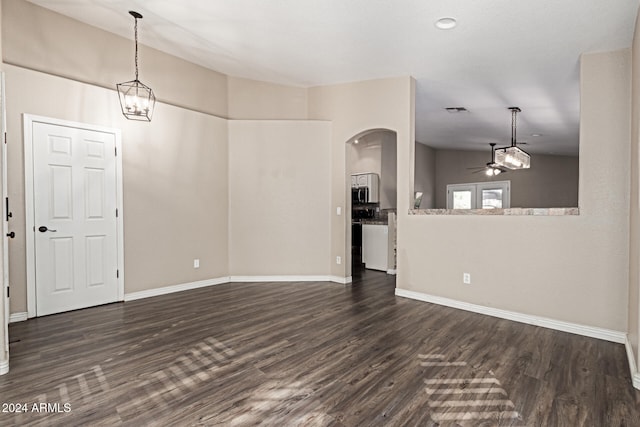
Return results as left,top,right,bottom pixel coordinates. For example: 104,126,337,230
387,269,397,275
9,312,27,323
624,336,640,390
0,359,8,375
395,288,626,344
124,277,230,302
23,115,124,317
125,275,348,302
229,275,339,283
330,275,352,284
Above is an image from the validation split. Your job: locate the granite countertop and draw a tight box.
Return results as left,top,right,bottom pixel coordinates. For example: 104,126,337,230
409,207,579,216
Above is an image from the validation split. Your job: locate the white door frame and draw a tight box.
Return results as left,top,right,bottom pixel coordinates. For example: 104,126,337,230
1,73,8,372
23,115,124,318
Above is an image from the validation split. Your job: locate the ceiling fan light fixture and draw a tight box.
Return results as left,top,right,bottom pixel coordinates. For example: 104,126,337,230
485,167,502,176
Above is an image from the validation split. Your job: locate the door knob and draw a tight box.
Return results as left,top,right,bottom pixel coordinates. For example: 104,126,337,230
38,226,57,233
6,231,14,238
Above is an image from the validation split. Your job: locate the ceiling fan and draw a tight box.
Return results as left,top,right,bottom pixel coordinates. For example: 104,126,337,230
468,143,508,176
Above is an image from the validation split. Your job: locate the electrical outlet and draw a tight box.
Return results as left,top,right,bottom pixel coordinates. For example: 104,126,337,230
336,207,342,215
336,256,342,265
194,259,200,269
463,273,471,284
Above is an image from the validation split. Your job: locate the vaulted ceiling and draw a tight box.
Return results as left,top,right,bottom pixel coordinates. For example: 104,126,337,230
27,0,640,155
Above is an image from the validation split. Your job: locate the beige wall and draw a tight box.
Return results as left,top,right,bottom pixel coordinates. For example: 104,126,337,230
227,76,308,120
308,77,415,277
228,120,332,276
5,64,229,312
349,136,382,177
414,142,436,209
433,149,579,208
629,6,640,371
380,131,397,210
397,49,631,331
2,0,229,118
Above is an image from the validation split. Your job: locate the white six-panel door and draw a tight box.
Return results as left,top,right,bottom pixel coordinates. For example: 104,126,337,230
30,120,120,316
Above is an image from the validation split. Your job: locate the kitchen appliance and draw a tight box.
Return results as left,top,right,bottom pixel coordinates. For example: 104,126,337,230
351,173,379,203
352,186,369,204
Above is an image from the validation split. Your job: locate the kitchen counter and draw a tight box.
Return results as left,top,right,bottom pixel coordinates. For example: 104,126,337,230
355,218,388,225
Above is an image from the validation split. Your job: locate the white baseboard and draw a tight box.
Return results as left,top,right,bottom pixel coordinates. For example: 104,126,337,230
124,277,230,302
9,312,28,323
330,275,352,284
0,359,8,375
229,275,350,284
625,336,640,390
387,269,397,275
395,288,626,344
125,275,349,302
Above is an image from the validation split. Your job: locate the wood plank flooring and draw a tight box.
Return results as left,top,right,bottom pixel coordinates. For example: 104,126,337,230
1,269,639,426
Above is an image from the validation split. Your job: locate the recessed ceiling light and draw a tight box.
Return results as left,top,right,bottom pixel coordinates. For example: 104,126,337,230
354,139,359,144
531,133,543,137
445,107,467,113
435,17,457,30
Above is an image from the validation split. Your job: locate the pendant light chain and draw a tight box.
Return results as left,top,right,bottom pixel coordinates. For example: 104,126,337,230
134,15,139,82
511,108,516,146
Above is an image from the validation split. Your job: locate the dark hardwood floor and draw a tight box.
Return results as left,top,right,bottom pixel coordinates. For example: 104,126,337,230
1,270,639,426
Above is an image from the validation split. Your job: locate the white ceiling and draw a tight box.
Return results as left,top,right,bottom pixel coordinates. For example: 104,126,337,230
27,0,640,155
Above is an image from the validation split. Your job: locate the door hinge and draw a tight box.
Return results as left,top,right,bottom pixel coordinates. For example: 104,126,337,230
3,132,6,144
117,270,119,279
116,208,118,218
115,147,117,156
6,286,9,298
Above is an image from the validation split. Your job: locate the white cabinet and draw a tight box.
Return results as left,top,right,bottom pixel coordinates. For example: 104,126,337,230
362,224,388,271
356,174,369,187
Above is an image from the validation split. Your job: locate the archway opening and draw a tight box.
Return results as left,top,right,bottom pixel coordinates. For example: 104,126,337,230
345,129,398,280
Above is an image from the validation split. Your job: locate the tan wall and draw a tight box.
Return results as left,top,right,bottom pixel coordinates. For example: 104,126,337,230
227,76,308,120
308,77,415,277
228,120,332,276
629,6,640,369
433,150,579,208
380,132,397,210
349,136,382,176
2,0,229,118
414,142,436,209
397,49,631,331
5,64,229,312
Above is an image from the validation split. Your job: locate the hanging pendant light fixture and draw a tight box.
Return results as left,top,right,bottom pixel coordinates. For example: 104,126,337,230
494,107,531,170
116,11,155,121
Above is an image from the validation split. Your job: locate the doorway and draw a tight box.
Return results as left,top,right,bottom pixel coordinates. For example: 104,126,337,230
24,115,124,317
346,129,397,279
